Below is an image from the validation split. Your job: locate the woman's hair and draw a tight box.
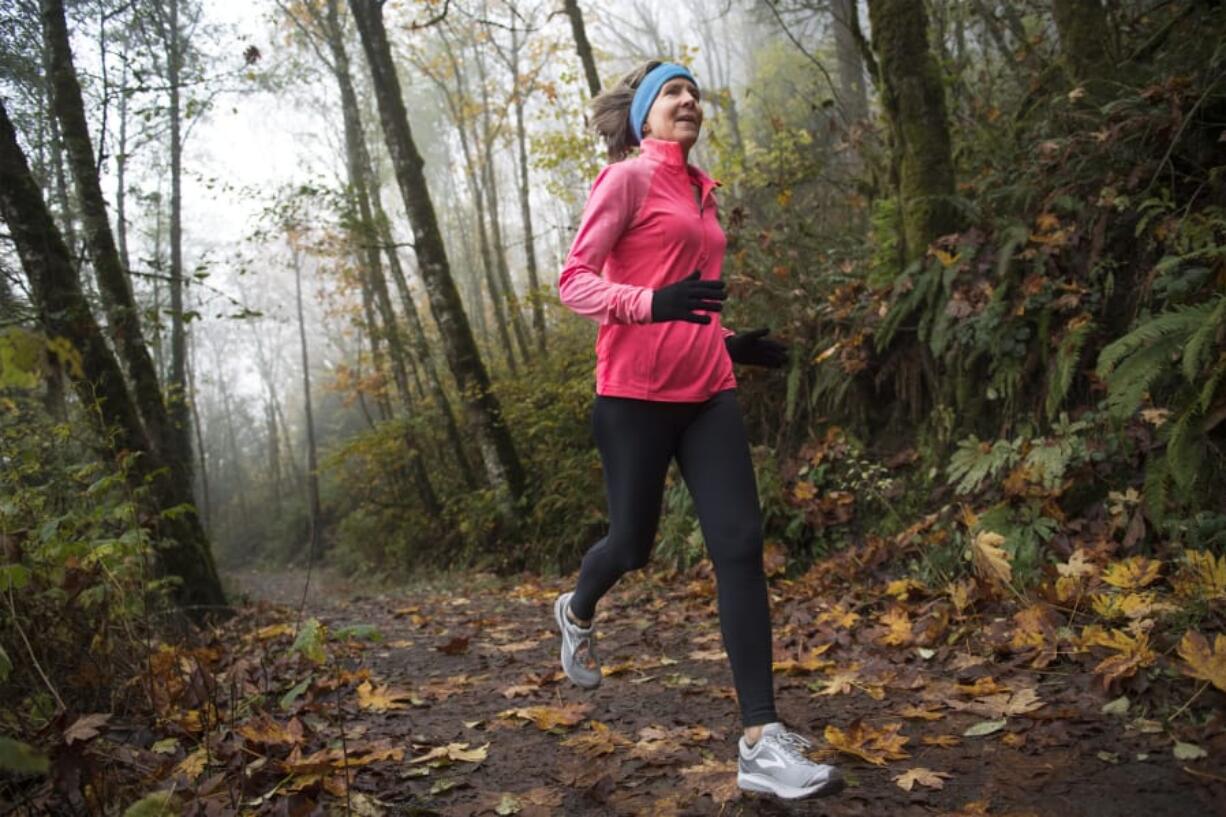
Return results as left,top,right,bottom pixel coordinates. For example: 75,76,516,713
590,60,663,162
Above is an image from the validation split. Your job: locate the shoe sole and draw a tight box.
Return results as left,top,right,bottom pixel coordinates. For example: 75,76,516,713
737,769,844,800
554,594,601,690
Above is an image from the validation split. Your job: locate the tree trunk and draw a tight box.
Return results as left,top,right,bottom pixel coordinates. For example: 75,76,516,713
372,187,479,490
43,0,173,455
0,98,226,615
1051,0,1110,82
867,0,961,266
348,0,526,504
321,0,439,514
165,0,196,494
292,246,323,558
508,20,546,353
563,0,600,97
831,0,869,125
473,42,533,363
187,327,211,533
430,35,519,374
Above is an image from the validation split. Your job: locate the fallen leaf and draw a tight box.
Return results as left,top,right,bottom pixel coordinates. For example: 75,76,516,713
560,721,630,758
897,704,944,721
1173,741,1207,761
893,767,952,791
972,531,1013,585
963,719,1006,737
499,703,591,730
824,719,910,765
356,680,422,711
1102,556,1162,590
1176,630,1226,692
409,742,488,766
921,734,961,747
63,713,110,745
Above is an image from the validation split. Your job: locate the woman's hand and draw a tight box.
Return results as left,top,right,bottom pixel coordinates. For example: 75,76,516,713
651,271,727,324
725,327,788,368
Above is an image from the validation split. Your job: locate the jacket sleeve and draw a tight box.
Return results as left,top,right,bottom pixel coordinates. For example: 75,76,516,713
557,163,654,325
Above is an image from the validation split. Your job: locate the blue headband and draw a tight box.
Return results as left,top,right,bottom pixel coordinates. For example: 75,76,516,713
629,63,698,144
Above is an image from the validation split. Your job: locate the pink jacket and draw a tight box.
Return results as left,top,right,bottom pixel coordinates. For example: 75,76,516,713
558,138,736,402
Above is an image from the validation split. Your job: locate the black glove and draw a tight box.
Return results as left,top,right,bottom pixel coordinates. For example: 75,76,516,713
725,327,788,368
651,271,727,324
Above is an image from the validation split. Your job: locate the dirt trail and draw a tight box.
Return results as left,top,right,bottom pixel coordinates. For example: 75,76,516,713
227,568,1224,817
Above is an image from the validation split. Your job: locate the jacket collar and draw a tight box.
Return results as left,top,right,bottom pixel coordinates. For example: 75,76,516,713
639,138,720,195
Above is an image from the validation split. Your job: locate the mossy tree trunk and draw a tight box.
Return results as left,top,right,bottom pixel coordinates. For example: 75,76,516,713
0,99,227,616
867,0,961,267
1051,0,1111,82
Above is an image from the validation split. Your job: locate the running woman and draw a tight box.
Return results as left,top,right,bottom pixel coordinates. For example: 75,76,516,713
552,60,844,801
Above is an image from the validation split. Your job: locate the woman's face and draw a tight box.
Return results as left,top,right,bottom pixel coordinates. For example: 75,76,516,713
641,77,703,151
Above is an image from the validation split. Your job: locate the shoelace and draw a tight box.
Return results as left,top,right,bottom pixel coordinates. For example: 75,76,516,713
569,623,599,669
764,729,813,763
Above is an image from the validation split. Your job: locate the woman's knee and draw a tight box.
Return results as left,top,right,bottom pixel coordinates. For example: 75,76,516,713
709,525,764,574
606,531,654,573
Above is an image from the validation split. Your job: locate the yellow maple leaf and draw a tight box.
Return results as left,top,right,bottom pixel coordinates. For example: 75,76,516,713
946,579,975,615
356,680,420,711
877,607,914,646
175,747,207,781
1087,627,1157,688
897,705,944,721
885,578,926,600
237,714,299,746
1102,556,1163,590
824,720,910,766
773,644,834,674
1170,551,1226,600
408,742,488,765
814,665,861,696
816,604,860,629
1176,630,1226,693
560,721,631,758
893,767,953,791
971,531,1013,585
499,703,591,730
793,481,817,501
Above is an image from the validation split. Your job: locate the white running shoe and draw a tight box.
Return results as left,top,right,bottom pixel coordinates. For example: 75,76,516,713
553,592,602,689
737,722,844,799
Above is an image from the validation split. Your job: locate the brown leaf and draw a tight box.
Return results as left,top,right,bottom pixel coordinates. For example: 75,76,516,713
409,742,488,766
921,734,961,747
356,680,422,711
237,713,300,745
824,719,910,766
560,721,631,758
897,704,944,721
972,531,1013,585
1177,630,1226,693
893,767,952,791
499,703,591,730
63,713,110,745
437,636,471,655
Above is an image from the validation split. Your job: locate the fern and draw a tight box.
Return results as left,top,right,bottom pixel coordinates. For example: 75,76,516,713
1102,334,1181,419
1166,401,1205,493
947,436,1019,495
1144,453,1170,525
1046,318,1094,421
1182,294,1226,383
1097,300,1215,378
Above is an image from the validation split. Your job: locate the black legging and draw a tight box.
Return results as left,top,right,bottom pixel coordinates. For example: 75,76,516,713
570,389,777,727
